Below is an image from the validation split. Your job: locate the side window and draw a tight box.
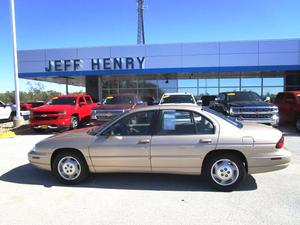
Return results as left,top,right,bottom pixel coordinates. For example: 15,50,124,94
79,97,85,105
275,93,284,103
158,110,196,135
193,112,214,134
85,96,92,104
105,111,154,136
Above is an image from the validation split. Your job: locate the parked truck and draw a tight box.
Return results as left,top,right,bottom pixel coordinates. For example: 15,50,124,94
274,91,300,131
91,94,146,125
210,91,279,126
30,94,97,131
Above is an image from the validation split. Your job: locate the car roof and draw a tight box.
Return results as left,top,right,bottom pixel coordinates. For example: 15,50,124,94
162,92,193,96
57,94,88,98
130,104,202,113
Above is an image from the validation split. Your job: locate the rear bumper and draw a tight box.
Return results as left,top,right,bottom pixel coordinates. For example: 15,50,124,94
248,149,291,174
28,150,51,171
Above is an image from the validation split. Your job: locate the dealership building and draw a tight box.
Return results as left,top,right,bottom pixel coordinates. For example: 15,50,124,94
17,38,300,101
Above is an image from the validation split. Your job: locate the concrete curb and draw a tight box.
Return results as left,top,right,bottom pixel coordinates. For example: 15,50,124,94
0,131,16,138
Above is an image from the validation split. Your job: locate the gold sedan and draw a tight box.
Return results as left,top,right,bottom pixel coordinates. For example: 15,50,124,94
28,105,291,191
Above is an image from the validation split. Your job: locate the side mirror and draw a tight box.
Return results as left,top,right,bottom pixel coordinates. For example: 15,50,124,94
196,100,202,105
214,97,220,103
79,102,87,107
265,96,271,102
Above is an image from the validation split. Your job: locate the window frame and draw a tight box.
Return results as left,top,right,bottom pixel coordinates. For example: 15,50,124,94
154,109,216,136
100,110,158,136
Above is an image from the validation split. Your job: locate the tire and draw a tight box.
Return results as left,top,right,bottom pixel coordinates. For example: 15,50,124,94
33,128,44,133
52,150,89,185
9,112,15,122
296,117,300,132
70,116,79,130
204,153,246,192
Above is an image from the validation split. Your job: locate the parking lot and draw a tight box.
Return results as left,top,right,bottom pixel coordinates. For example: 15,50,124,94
0,128,299,225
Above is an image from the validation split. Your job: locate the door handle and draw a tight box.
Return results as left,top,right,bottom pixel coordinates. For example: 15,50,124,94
137,139,150,144
199,138,212,143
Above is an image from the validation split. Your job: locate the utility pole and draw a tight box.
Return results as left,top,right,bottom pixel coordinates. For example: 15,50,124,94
137,0,145,44
9,0,23,127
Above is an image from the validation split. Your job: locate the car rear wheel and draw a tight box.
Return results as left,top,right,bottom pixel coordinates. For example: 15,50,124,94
70,116,79,129
204,153,246,191
52,151,89,185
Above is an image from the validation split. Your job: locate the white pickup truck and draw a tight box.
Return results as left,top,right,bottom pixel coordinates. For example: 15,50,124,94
0,101,14,121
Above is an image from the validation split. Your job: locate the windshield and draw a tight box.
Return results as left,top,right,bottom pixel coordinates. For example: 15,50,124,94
104,96,134,105
227,92,261,102
48,97,76,105
203,107,243,128
160,95,195,104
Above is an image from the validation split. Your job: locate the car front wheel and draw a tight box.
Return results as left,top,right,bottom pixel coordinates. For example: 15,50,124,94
204,153,246,191
52,151,89,185
70,116,79,129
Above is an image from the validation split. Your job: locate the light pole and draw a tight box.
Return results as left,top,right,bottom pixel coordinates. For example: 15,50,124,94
9,0,23,127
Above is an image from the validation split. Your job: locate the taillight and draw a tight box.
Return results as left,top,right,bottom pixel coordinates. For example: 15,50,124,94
276,136,284,149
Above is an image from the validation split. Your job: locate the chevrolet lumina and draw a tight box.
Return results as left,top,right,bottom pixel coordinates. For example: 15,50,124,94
28,105,291,191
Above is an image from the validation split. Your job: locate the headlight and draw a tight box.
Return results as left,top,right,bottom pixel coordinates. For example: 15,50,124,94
58,111,66,115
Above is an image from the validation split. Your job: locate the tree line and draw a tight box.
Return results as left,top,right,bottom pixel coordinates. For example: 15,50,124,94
0,82,83,103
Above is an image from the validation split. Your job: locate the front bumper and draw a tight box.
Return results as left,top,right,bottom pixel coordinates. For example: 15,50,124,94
30,117,71,130
231,114,279,126
28,150,51,171
248,148,291,174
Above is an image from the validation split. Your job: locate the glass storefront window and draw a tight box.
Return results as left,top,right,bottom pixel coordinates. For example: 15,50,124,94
263,87,283,98
263,77,284,86
204,88,218,95
102,80,118,89
119,89,137,94
119,80,137,88
207,79,218,87
198,79,206,87
241,87,262,95
158,79,177,89
220,87,239,93
138,80,158,88
241,77,261,86
178,79,197,87
178,88,197,95
219,78,240,87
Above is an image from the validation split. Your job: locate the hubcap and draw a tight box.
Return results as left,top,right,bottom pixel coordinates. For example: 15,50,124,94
58,156,81,180
72,118,78,128
211,159,239,186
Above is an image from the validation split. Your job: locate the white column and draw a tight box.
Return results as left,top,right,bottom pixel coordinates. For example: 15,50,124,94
10,0,23,126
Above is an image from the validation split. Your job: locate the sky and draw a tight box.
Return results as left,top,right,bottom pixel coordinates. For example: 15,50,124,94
1,0,300,93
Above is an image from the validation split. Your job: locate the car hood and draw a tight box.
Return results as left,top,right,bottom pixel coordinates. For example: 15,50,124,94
228,101,274,107
32,104,75,112
93,104,133,110
35,127,96,152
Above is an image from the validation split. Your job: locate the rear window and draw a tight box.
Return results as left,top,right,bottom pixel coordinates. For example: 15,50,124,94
160,95,195,104
48,97,76,105
203,107,243,128
104,96,134,105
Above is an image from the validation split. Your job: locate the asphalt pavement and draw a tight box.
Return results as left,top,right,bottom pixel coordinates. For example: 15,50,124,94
0,130,299,225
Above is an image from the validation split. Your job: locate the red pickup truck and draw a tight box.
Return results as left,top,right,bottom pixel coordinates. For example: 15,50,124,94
30,94,97,132
274,91,300,131
91,94,146,125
